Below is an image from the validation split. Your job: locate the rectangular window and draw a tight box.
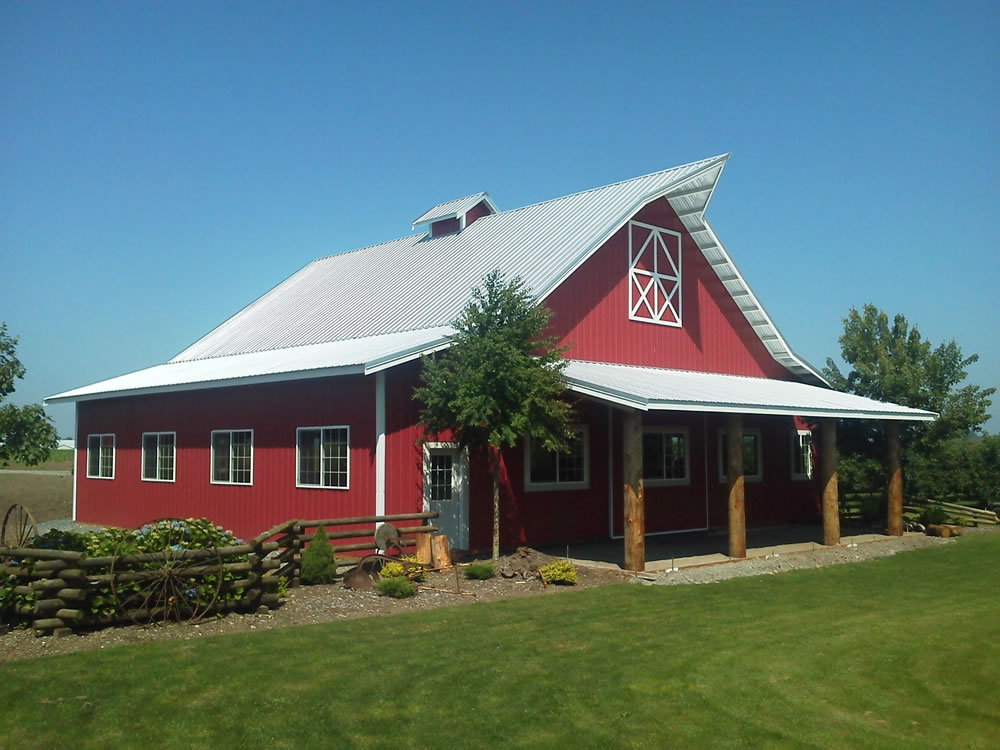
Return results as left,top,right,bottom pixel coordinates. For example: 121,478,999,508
296,426,349,489
211,429,253,485
86,434,115,479
525,426,589,491
718,429,762,482
142,432,176,482
792,429,813,480
642,427,690,485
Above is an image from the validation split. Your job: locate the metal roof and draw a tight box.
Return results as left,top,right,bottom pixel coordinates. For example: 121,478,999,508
563,360,937,421
411,192,498,228
47,154,839,403
172,154,737,362
45,327,453,404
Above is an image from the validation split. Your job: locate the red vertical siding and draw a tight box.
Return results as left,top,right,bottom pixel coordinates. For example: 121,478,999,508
544,197,790,378
75,375,376,541
464,200,492,227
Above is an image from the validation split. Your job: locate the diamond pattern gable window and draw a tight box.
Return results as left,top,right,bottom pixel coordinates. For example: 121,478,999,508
628,220,682,327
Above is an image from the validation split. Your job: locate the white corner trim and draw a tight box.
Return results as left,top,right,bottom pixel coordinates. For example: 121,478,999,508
375,371,386,518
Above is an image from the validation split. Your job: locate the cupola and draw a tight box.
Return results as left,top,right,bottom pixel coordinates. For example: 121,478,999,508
412,192,498,237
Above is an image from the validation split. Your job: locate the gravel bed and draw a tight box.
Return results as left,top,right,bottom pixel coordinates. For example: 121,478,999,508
3,529,995,663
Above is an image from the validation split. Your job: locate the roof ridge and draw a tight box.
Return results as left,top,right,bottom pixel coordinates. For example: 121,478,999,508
309,154,728,264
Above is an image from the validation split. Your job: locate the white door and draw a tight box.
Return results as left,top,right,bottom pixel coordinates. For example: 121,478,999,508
423,443,469,550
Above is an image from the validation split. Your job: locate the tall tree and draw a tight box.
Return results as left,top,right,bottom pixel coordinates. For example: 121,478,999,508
414,270,574,559
0,322,59,466
823,304,995,494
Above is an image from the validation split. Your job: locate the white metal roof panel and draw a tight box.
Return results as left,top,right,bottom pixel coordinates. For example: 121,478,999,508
172,154,732,362
411,192,496,228
46,327,453,404
563,360,936,421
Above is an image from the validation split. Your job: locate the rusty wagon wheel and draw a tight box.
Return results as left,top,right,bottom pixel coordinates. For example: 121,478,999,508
110,519,223,626
1,503,38,551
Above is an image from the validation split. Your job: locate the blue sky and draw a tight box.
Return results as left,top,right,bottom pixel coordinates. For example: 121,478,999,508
2,1,998,437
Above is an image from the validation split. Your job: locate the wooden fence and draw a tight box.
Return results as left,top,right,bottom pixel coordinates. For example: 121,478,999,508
1,513,439,636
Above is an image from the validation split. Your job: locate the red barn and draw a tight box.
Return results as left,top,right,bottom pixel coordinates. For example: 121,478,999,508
47,155,934,569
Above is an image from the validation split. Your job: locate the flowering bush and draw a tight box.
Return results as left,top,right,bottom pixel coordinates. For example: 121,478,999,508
380,555,426,582
538,560,577,585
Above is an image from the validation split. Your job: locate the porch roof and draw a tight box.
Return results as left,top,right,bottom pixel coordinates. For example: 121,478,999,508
562,360,937,421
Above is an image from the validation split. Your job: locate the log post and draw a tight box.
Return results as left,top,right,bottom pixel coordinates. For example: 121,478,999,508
622,410,645,572
431,534,452,569
887,421,903,536
819,418,840,546
727,414,746,558
415,533,432,565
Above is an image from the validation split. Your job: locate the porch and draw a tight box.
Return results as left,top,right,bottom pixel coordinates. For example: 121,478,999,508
543,523,909,572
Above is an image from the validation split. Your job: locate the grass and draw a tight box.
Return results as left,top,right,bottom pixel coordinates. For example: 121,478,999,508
2,535,998,749
0,473,72,522
3,449,75,472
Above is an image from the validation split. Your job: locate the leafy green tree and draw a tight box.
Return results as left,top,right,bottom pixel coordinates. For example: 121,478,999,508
823,304,995,495
0,322,59,466
414,270,574,560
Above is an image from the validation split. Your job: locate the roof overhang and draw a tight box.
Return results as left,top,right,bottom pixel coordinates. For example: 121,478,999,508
562,360,937,421
45,327,453,404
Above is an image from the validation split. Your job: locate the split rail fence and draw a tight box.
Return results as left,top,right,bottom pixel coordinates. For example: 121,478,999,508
1,512,439,636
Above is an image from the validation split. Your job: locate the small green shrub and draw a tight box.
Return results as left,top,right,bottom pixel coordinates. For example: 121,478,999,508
276,576,289,601
463,562,495,580
300,527,337,585
920,504,951,526
379,555,426,582
374,576,416,598
539,560,577,585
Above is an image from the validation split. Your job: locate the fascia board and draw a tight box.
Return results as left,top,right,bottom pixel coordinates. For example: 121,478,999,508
45,365,366,404
363,336,455,374
644,400,938,421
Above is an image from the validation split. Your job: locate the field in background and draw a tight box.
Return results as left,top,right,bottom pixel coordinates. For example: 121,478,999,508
1,534,997,749
0,449,74,522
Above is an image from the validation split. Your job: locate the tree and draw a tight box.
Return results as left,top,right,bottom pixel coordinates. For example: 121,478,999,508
823,304,995,496
0,322,59,466
414,270,574,559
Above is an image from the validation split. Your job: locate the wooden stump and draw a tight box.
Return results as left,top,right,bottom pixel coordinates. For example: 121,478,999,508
415,533,432,565
431,534,451,569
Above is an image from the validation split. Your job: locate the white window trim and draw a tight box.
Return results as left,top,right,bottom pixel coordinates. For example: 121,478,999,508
718,428,763,483
628,219,683,328
86,433,115,480
524,425,590,492
642,426,691,487
210,428,254,486
141,431,177,483
791,429,813,481
295,425,350,490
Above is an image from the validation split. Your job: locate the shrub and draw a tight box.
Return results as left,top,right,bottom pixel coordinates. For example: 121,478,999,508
379,555,427,582
539,560,576,585
920,504,951,526
463,562,495,580
375,576,416,598
300,527,337,585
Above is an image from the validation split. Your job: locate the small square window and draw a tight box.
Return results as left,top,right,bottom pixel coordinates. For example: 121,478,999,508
86,434,115,479
296,426,349,489
142,432,176,482
525,426,589,491
642,428,690,486
719,429,762,482
211,429,253,485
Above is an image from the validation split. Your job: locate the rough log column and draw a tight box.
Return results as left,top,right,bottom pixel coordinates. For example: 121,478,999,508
622,410,645,572
727,414,746,558
819,418,840,546
887,421,903,536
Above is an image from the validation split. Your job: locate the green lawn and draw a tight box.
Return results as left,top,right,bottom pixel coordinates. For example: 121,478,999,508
2,536,998,750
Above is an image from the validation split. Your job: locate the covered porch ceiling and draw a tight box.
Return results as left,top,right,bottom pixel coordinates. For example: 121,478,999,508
562,360,937,421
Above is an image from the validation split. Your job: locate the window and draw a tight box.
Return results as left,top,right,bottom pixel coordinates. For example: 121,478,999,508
525,426,589,491
642,427,690,486
296,426,349,489
86,434,115,479
211,429,253,485
718,429,762,482
628,220,683,327
141,432,176,482
792,429,813,480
